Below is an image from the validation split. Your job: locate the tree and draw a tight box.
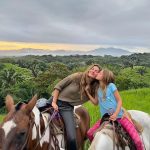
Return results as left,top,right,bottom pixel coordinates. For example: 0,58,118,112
136,67,147,76
0,68,23,88
34,62,70,97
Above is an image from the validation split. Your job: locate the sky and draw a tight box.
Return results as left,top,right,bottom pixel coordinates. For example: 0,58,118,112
0,0,150,53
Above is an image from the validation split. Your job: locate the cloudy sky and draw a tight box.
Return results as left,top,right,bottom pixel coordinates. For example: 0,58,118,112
0,0,150,52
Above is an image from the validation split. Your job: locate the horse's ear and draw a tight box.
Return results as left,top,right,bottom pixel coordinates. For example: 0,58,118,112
5,95,15,112
25,94,38,115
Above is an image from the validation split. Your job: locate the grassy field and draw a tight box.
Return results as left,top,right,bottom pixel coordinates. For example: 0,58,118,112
84,88,150,126
0,114,4,122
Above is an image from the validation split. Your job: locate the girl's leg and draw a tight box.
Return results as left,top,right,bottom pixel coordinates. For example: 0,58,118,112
87,119,101,141
118,117,144,150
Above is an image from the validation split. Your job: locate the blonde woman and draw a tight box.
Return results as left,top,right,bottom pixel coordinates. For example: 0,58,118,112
50,64,101,150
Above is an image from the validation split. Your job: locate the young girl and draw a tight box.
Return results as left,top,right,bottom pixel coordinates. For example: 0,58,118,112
86,69,144,150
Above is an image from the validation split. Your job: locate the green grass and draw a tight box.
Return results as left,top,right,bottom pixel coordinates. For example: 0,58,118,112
84,88,150,127
0,114,4,122
120,88,150,113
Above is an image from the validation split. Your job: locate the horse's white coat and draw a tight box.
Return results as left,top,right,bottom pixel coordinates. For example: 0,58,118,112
32,106,40,141
2,120,16,138
89,110,150,150
32,124,37,140
31,106,65,148
42,112,65,149
41,113,50,144
56,133,65,149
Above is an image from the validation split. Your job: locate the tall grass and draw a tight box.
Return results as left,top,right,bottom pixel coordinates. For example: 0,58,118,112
0,114,4,122
84,88,150,126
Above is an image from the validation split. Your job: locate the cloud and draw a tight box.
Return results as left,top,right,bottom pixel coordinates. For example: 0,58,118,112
0,0,150,51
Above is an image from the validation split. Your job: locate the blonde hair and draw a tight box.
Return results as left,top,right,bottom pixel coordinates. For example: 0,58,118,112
80,64,101,100
100,69,115,100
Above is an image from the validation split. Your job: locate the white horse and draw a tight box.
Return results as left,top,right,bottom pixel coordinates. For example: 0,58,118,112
89,110,150,150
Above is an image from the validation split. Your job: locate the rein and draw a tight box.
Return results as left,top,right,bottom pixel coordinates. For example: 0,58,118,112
20,116,35,150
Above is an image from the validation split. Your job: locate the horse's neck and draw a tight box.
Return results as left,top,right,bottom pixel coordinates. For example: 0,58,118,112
30,107,50,147
90,110,150,150
89,125,118,150
31,107,65,149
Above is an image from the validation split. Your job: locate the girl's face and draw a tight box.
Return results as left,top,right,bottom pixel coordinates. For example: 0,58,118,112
96,70,104,81
88,66,100,79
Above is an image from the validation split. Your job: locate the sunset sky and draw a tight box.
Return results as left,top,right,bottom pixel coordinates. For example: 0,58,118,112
0,0,150,53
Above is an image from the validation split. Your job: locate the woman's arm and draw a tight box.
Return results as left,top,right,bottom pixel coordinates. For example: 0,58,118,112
52,89,60,111
110,89,122,121
51,74,74,111
85,86,98,105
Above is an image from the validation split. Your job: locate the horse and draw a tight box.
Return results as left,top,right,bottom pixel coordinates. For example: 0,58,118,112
89,110,150,150
0,95,90,150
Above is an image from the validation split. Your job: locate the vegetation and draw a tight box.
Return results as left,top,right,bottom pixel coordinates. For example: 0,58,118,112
0,114,4,122
0,53,150,113
84,88,150,127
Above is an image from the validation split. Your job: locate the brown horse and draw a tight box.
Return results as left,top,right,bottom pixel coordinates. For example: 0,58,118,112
0,95,90,150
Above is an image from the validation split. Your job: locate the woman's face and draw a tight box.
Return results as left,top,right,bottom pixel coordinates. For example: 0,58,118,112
88,66,100,78
96,70,104,81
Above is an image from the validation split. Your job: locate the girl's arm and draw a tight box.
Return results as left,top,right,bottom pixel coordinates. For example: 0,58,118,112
110,89,122,121
85,86,98,105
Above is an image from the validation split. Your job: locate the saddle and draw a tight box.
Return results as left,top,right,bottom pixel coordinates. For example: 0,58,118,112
99,113,136,150
36,100,80,134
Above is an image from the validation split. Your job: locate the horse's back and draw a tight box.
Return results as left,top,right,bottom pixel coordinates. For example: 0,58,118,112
89,110,150,150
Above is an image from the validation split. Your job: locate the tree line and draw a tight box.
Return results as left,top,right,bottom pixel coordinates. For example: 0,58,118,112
0,52,150,112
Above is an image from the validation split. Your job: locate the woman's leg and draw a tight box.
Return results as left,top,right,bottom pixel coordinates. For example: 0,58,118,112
48,98,77,150
59,108,77,150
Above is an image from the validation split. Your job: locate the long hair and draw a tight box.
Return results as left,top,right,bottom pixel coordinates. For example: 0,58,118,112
100,69,115,100
80,64,101,100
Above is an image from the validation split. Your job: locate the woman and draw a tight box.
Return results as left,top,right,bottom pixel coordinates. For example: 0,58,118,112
50,64,101,150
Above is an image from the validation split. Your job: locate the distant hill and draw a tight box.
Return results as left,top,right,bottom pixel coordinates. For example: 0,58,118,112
87,47,132,56
0,47,132,57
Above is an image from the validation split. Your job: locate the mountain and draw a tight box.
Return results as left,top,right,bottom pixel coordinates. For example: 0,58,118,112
86,47,132,56
0,47,132,57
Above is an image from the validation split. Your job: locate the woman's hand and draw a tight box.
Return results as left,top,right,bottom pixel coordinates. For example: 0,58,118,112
52,102,58,111
109,113,117,121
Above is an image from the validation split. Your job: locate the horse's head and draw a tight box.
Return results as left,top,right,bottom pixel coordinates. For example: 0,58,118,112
0,95,37,150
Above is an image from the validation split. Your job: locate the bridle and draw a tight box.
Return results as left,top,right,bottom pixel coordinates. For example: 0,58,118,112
20,114,35,150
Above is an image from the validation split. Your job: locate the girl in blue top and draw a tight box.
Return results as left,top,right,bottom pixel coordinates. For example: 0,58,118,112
86,69,144,150
86,68,124,121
